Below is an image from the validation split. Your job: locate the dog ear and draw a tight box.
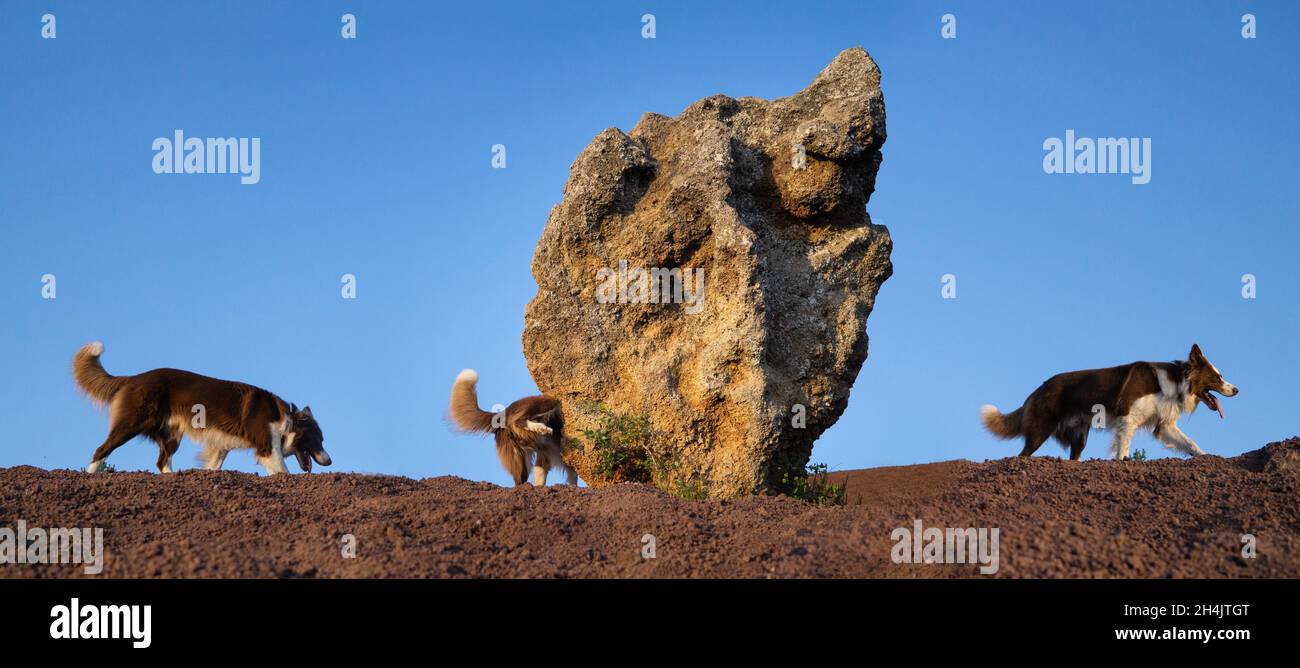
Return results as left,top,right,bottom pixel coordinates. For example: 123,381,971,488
302,405,313,418
1189,344,1205,365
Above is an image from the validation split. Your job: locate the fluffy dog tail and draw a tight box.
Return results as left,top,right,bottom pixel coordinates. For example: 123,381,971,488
980,405,1023,439
449,369,496,433
72,342,127,406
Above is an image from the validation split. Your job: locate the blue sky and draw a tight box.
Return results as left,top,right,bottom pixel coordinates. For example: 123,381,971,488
1,1,1295,483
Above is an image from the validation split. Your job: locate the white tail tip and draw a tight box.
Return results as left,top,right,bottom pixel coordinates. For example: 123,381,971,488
456,369,478,383
980,405,999,418
84,341,105,356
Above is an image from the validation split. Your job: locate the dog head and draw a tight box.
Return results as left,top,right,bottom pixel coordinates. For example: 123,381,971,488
284,404,331,472
1186,344,1238,417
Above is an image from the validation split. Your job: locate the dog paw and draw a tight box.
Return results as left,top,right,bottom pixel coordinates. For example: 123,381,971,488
525,420,553,435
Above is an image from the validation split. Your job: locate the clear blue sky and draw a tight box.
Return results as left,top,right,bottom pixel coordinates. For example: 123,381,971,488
1,1,1296,483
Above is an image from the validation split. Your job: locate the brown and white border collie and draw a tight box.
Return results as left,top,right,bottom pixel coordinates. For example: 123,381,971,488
448,369,577,486
73,342,330,475
981,344,1238,460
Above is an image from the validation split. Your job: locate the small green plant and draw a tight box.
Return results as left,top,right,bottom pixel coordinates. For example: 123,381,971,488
666,476,709,500
781,462,847,507
1130,449,1147,462
579,403,710,499
645,451,709,500
580,403,654,483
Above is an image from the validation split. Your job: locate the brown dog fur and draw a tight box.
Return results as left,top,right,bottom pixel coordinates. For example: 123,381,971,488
982,344,1238,460
73,342,329,474
448,369,576,486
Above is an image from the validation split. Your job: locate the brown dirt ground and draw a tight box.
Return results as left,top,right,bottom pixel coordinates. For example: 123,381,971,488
3,438,1298,578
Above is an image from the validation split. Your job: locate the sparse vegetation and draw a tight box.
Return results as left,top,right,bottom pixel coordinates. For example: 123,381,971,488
645,452,709,500
581,403,654,482
1130,449,1147,462
579,403,709,499
578,405,846,504
781,462,847,507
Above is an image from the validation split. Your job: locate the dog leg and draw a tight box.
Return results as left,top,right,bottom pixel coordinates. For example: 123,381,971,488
1018,427,1050,457
154,435,181,473
264,447,289,475
496,442,529,485
1068,421,1089,460
88,425,139,473
257,439,289,475
565,466,578,485
525,420,553,436
1055,417,1089,461
201,447,228,471
532,464,548,486
256,422,291,475
1110,418,1136,460
257,453,288,475
1155,422,1204,456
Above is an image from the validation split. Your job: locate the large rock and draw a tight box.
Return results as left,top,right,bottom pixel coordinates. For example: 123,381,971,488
523,48,892,498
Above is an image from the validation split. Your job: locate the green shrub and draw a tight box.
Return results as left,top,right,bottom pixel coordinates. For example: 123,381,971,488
1130,449,1147,462
781,462,847,507
580,403,654,482
645,451,709,500
579,403,709,499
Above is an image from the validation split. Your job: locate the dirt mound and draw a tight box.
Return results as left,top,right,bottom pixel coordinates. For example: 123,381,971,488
3,438,1297,578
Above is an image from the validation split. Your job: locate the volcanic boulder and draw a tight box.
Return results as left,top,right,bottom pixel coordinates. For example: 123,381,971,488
523,47,892,497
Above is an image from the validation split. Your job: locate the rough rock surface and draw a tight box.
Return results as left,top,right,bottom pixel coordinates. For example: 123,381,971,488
4,438,1297,578
523,48,892,497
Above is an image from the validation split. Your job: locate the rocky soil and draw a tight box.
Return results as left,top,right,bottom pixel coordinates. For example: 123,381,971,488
2,438,1297,578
